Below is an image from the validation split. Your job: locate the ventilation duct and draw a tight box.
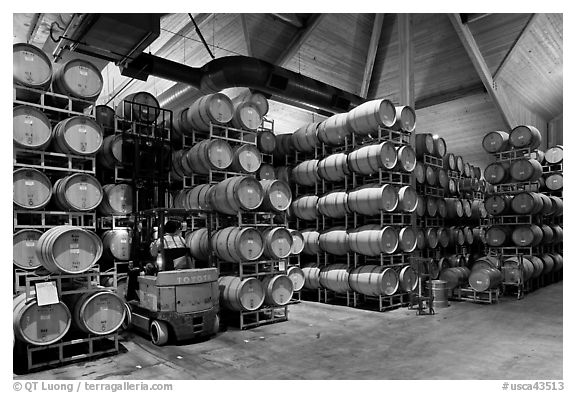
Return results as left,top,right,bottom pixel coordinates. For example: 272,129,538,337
120,53,365,114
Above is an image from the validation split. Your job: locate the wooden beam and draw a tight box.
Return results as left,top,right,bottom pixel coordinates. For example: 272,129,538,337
359,13,384,98
493,13,537,80
26,13,43,44
270,13,303,28
448,13,515,129
415,83,486,110
275,14,324,67
461,13,492,24
398,14,414,107
240,14,252,57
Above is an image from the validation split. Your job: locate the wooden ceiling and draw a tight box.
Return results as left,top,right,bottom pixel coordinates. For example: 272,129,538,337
13,13,563,167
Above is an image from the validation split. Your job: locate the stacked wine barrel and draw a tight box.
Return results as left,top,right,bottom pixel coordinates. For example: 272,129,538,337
481,126,563,296
274,99,425,310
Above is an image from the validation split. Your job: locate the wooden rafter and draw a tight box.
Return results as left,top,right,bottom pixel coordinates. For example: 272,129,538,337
493,13,537,80
240,14,252,57
398,14,414,107
275,13,324,67
448,13,515,129
360,13,384,98
270,13,303,28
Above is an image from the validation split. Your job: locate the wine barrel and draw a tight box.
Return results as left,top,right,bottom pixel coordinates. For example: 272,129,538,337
287,266,306,292
95,105,115,131
394,145,417,172
348,184,398,215
289,229,305,255
432,135,447,158
349,265,399,296
36,226,103,274
527,149,546,164
544,145,563,164
415,133,434,158
468,267,502,291
348,141,398,174
509,125,542,149
262,227,293,259
540,224,555,244
97,134,125,169
550,225,563,243
526,256,545,278
292,159,319,186
115,92,160,123
230,144,262,174
549,196,563,216
52,116,104,155
173,184,213,210
13,105,52,150
98,184,133,215
170,150,186,180
102,229,132,261
212,226,264,262
446,198,464,219
415,228,427,250
512,225,543,247
257,130,276,154
456,156,465,174
231,102,262,131
317,113,352,146
257,163,276,180
319,264,351,293
414,161,426,184
510,158,543,182
437,227,450,248
261,275,293,306
462,226,474,245
510,192,543,215
545,174,563,191
172,108,191,137
461,199,472,218
437,168,449,190
416,195,426,217
473,166,482,179
397,185,418,212
186,228,210,261
443,153,457,171
273,134,294,158
260,179,292,213
187,93,234,132
53,173,103,212
319,227,350,255
398,227,417,252
472,227,486,245
539,254,555,275
426,197,438,217
13,43,52,90
13,168,52,209
437,257,451,272
302,263,321,289
550,253,563,272
425,165,438,186
240,92,269,116
346,99,396,135
218,276,265,311
427,280,449,308
502,256,534,282
426,227,439,248
471,255,500,271
13,229,43,270
482,131,510,153
471,200,487,220
447,254,466,267
13,292,71,346
439,267,470,289
437,198,447,218
69,290,125,335
292,123,321,153
484,194,511,216
318,153,350,181
485,225,510,247
484,162,509,185
349,225,399,256
398,266,418,292
291,196,319,220
391,106,416,133
317,191,349,218
301,230,321,255
449,227,465,247
185,139,234,174
52,58,103,101
209,176,264,215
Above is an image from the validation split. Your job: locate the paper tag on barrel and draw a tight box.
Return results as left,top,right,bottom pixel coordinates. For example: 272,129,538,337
35,281,59,307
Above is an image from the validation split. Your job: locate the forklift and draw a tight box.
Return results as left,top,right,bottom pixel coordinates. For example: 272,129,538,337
125,208,219,345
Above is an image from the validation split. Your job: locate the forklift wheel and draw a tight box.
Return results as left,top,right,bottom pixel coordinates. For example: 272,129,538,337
150,320,169,346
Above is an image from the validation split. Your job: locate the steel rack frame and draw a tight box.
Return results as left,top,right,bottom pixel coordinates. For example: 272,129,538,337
350,127,411,148
451,287,500,304
13,210,97,230
13,149,96,174
13,85,96,117
423,154,444,168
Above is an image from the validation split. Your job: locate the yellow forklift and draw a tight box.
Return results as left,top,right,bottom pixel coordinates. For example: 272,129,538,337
125,208,219,345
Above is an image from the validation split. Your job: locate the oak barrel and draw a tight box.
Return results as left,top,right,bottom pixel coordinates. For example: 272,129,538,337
394,145,417,172
317,191,349,218
185,228,210,261
510,158,543,182
391,106,416,133
319,264,351,293
52,58,103,101
173,184,213,210
468,267,502,291
98,183,133,215
292,159,320,186
52,116,104,155
301,230,321,255
349,225,399,256
212,226,264,262
502,256,534,282
231,102,262,131
69,290,125,335
13,229,44,270
53,173,103,212
318,153,350,181
415,133,434,158
509,125,542,149
209,176,264,215
512,225,543,247
544,145,563,164
302,264,321,289
115,92,160,123
13,168,52,209
257,130,276,154
260,179,292,213
348,184,398,215
186,93,234,132
319,227,350,255
317,113,352,146
346,99,396,135
349,265,399,296
102,229,132,261
184,139,234,174
230,144,262,174
262,227,293,259
397,185,418,212
485,225,510,247
348,141,398,174
292,123,320,153
289,229,305,255
13,43,52,90
261,275,293,306
13,105,52,150
287,265,306,291
218,276,265,311
482,131,510,153
291,195,319,220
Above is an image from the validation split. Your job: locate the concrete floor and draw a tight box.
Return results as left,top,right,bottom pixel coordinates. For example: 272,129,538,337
17,282,562,380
